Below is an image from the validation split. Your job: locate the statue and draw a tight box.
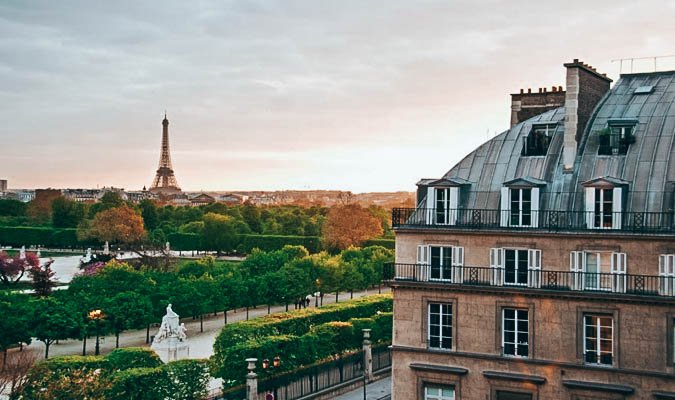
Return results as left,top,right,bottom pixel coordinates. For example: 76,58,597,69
151,303,190,362
103,241,110,255
81,248,92,264
165,241,170,253
19,246,25,259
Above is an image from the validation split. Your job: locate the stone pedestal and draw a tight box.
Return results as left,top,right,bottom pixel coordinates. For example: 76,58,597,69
151,336,189,363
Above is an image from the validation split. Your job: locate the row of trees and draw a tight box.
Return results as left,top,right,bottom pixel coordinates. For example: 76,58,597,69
0,245,393,360
0,193,394,238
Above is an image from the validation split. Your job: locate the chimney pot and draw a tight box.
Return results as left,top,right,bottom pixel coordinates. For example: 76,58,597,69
559,85,563,91
520,88,524,94
573,58,579,63
543,88,547,93
528,88,532,93
538,88,542,93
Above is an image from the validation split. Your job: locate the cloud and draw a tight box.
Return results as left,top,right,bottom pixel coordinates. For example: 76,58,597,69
1,0,674,191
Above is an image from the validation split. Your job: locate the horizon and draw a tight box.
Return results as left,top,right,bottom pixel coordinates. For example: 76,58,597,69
1,1,674,192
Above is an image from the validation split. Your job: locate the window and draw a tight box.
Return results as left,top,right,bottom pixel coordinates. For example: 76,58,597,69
502,308,529,357
584,187,622,229
417,245,464,282
598,125,634,155
500,187,540,227
425,385,455,400
504,249,529,286
570,251,626,292
583,314,613,365
490,248,541,287
659,255,675,296
425,187,459,225
428,303,452,350
496,391,532,400
523,124,555,156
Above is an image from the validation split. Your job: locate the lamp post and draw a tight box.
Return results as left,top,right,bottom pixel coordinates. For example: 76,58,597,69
315,279,321,307
362,329,373,400
88,309,104,356
246,356,281,400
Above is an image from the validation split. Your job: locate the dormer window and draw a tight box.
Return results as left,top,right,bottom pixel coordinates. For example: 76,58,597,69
598,120,636,155
425,186,459,225
522,124,555,156
500,177,545,228
582,177,628,230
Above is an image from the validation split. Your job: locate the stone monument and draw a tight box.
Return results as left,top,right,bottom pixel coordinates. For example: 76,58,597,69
19,246,25,259
150,304,190,363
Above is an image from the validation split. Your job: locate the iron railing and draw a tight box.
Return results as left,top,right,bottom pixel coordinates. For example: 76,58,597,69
384,263,675,297
392,208,675,233
214,345,391,400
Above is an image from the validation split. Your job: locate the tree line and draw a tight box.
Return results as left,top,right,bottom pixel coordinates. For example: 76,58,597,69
0,193,393,251
0,245,393,361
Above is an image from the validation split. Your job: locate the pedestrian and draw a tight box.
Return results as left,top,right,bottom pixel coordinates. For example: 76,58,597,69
305,297,310,307
265,391,274,400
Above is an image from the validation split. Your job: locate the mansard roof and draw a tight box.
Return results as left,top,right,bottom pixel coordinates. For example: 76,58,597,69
421,70,675,213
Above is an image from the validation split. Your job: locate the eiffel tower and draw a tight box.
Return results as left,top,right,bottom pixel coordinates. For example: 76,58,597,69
149,113,181,194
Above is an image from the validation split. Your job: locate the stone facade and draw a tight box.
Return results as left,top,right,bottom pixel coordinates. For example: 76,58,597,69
510,88,565,127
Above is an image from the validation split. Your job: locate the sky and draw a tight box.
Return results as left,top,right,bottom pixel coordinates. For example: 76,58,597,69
1,0,674,193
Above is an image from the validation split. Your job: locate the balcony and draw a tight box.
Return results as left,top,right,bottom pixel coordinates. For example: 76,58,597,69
392,208,675,233
384,263,675,298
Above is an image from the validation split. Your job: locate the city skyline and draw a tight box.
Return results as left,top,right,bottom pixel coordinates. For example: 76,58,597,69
1,1,674,192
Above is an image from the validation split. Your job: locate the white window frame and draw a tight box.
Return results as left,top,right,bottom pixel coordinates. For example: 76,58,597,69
502,308,529,358
428,303,453,351
583,314,614,366
570,251,626,292
424,385,456,400
426,186,459,225
490,248,541,287
585,187,622,229
500,187,539,228
659,254,675,296
418,244,464,283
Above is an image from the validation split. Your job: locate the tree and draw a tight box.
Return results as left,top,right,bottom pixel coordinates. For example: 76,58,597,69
0,293,32,367
241,202,262,233
88,191,124,217
51,197,87,228
202,213,238,254
0,252,40,285
28,259,56,297
29,297,82,358
103,292,153,347
79,206,146,247
0,199,27,217
0,347,36,398
322,204,383,250
139,199,159,230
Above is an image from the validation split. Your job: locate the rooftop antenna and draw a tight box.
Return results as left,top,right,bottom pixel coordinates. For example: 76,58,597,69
611,54,675,74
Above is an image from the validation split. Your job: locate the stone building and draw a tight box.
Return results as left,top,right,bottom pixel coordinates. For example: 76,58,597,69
388,60,675,399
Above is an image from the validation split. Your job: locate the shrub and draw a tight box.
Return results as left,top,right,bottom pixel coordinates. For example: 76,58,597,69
106,347,162,370
310,321,355,356
107,367,169,400
362,239,395,249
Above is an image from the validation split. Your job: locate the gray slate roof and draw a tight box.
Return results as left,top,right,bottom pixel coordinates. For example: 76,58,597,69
434,71,675,213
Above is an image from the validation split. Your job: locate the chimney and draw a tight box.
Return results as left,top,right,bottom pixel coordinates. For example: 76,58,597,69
562,59,613,171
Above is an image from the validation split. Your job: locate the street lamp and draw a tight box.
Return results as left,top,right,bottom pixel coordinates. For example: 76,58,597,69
246,356,281,400
88,309,105,356
362,329,372,400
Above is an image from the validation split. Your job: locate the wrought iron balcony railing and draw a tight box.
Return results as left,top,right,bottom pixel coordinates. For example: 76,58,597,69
384,263,675,297
392,208,675,233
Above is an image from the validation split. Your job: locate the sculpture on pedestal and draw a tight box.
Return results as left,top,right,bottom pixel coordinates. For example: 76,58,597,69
151,303,190,362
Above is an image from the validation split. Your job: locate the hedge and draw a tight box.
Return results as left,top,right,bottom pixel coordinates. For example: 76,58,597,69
213,294,392,350
211,295,393,383
21,348,209,400
211,312,392,384
362,238,395,249
0,226,98,248
237,234,321,253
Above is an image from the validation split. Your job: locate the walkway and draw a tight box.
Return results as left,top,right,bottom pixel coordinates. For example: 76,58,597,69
11,287,390,360
333,376,392,400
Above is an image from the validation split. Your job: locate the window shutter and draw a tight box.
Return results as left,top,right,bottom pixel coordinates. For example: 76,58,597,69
490,248,504,285
425,187,435,224
417,245,429,281
610,252,627,293
531,187,540,228
451,246,464,284
659,254,675,296
585,188,595,228
570,251,584,290
612,187,622,229
527,249,542,288
500,187,510,227
448,187,459,225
